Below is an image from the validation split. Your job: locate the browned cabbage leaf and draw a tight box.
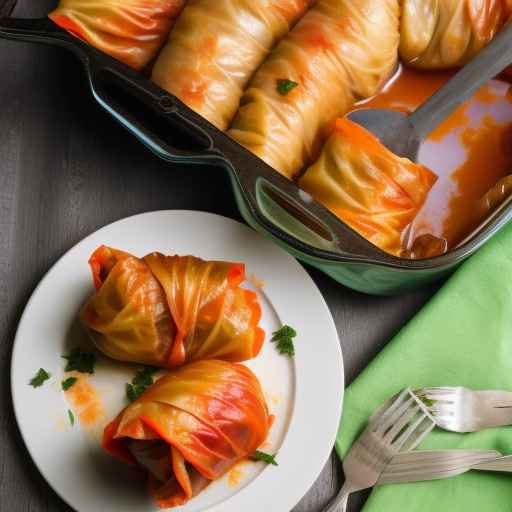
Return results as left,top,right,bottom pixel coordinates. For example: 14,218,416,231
227,0,400,179
400,0,511,69
152,0,312,131
299,119,437,256
49,0,186,70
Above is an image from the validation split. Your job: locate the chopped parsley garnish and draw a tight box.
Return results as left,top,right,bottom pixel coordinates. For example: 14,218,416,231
61,377,77,391
62,347,96,374
68,409,75,426
251,450,278,466
29,368,51,388
271,325,297,357
276,78,299,96
126,367,159,402
418,395,435,408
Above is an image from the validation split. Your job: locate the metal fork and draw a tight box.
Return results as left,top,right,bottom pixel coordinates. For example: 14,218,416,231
324,389,435,512
378,449,502,484
417,387,512,432
473,455,512,472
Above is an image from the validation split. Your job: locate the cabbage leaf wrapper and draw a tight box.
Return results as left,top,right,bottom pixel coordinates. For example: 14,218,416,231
103,360,272,508
299,119,437,256
227,0,400,179
152,0,312,131
400,0,512,69
80,246,264,368
49,0,186,70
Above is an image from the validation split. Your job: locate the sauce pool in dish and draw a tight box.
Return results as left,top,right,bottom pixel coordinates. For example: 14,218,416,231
355,66,512,250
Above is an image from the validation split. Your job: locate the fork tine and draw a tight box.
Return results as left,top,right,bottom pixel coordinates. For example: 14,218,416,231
390,409,427,450
400,415,436,452
383,403,421,443
418,388,456,402
428,404,453,414
370,389,411,426
419,387,456,395
374,397,416,435
424,394,455,404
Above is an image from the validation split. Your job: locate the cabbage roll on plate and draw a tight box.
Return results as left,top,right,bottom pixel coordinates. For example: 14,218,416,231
80,246,264,368
400,0,512,69
228,0,400,179
152,0,312,131
49,0,186,70
103,360,272,508
299,119,437,256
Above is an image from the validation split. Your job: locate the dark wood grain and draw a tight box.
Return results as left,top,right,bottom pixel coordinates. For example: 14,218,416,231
0,2,439,510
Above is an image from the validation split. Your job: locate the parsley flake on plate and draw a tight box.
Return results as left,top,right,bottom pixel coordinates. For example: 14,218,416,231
276,78,298,96
250,450,278,466
62,347,96,374
61,377,77,391
126,367,159,402
29,368,51,388
271,325,297,357
68,409,75,426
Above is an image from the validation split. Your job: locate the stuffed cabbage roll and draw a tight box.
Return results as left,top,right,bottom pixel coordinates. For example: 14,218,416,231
227,0,400,179
80,246,264,368
49,0,186,70
103,360,272,508
151,0,312,131
400,0,511,69
299,119,437,256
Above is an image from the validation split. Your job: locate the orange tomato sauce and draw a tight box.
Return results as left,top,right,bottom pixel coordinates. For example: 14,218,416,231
227,464,245,487
64,372,105,427
355,66,512,248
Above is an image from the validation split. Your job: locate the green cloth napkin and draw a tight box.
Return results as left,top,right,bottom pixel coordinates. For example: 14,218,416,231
336,223,512,512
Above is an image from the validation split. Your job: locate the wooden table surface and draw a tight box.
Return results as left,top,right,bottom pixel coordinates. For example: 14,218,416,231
0,2,439,510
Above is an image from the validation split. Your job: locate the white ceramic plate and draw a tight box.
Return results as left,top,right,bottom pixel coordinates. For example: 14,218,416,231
11,210,343,512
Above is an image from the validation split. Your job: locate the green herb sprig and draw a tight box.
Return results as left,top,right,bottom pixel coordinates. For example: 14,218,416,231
68,409,75,426
62,377,77,391
126,367,159,402
271,325,297,357
29,368,51,388
276,79,298,96
62,347,96,374
250,450,278,466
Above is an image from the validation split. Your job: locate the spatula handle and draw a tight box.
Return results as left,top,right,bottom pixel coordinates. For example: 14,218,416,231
409,23,512,141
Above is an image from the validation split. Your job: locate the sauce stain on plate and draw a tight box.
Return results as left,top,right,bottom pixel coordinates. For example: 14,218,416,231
64,371,105,427
249,273,265,290
271,393,282,406
227,464,246,488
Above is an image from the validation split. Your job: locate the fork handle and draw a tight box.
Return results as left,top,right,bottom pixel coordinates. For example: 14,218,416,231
472,455,512,472
323,482,351,512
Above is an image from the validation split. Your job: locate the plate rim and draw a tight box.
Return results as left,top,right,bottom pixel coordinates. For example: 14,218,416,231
10,210,344,512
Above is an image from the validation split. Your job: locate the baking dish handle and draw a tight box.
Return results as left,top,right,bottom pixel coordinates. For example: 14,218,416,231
86,58,227,166
0,17,394,262
0,17,70,44
216,147,393,260
85,60,388,259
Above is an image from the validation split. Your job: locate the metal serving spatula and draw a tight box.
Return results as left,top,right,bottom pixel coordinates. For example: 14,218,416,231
348,23,512,162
